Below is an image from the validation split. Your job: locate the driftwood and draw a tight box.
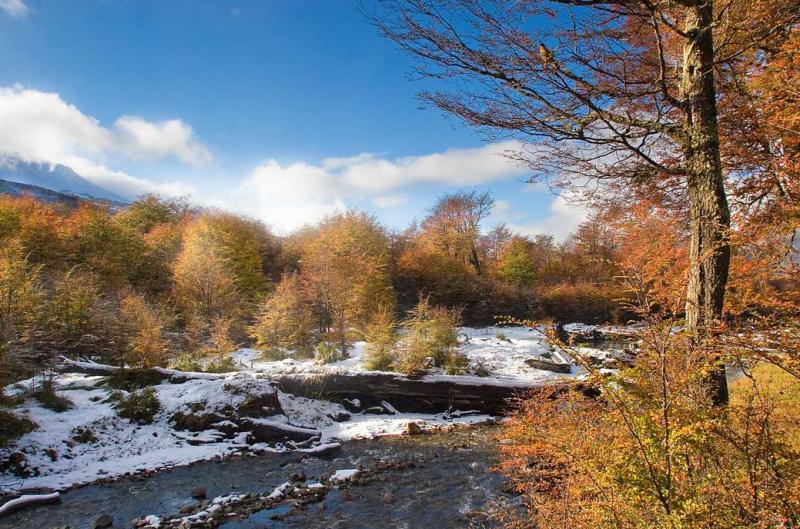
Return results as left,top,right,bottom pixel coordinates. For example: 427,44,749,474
0,492,61,517
265,372,556,414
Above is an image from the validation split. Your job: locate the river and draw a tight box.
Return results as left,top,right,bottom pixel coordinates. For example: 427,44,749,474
2,426,513,529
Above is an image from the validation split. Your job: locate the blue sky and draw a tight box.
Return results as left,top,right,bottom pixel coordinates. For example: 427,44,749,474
0,0,585,236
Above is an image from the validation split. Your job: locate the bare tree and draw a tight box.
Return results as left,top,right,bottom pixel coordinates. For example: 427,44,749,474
373,0,799,404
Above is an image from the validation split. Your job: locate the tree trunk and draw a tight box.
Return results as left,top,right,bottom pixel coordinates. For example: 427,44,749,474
681,0,732,405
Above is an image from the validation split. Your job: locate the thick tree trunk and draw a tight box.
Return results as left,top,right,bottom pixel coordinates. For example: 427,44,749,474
681,1,732,405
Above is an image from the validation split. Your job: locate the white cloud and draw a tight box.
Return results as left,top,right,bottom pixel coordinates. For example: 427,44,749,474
334,141,529,193
0,0,28,17
113,116,212,166
233,142,529,231
0,85,210,198
509,195,589,240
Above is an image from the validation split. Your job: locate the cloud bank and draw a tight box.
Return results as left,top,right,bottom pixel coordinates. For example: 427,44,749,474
0,85,209,198
0,84,586,237
237,141,530,232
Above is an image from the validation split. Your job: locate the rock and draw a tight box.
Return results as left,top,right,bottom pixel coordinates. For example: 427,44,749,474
290,472,307,482
179,504,195,514
364,406,386,415
341,398,361,412
239,418,320,443
405,422,423,435
383,490,396,503
524,357,571,374
327,410,351,422
92,513,113,528
190,486,207,500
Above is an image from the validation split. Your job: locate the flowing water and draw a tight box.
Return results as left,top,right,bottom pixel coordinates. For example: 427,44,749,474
2,426,510,529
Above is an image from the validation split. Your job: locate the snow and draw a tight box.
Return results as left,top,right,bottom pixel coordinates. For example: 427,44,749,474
0,492,60,516
237,326,592,384
329,468,359,482
267,481,291,499
0,325,636,496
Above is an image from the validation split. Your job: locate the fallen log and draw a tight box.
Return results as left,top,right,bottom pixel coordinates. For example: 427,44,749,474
55,357,227,383
263,372,556,414
0,492,61,517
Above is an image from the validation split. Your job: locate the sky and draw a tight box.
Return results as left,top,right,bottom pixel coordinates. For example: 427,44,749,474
0,0,586,237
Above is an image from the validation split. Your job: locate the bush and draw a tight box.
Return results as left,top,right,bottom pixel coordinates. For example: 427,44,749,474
396,298,463,375
315,340,347,364
0,409,35,446
108,368,163,391
204,356,237,373
539,282,632,323
497,322,800,529
32,381,73,412
363,308,398,371
113,386,161,424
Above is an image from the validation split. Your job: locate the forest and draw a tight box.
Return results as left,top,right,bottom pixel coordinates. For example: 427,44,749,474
0,189,626,384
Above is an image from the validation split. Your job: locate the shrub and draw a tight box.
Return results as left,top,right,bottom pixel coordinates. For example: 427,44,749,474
204,356,237,373
251,273,316,358
539,282,632,323
363,308,398,371
471,359,492,377
113,386,161,424
315,340,347,364
120,292,169,369
396,298,463,375
170,354,204,373
0,409,35,447
497,321,800,529
108,368,163,391
32,381,73,412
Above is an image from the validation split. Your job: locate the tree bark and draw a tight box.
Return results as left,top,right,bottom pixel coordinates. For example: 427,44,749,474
681,0,732,405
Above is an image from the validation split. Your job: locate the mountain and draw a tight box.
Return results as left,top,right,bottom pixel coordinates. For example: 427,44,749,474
0,178,84,206
0,178,129,211
0,157,130,203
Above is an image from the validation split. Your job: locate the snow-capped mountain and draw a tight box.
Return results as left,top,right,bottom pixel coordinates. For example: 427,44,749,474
0,157,129,203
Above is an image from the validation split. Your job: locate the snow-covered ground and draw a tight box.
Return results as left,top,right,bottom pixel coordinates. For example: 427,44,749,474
234,325,596,383
1,325,635,497
0,373,493,495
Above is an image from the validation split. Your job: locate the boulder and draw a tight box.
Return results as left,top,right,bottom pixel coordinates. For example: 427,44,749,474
239,418,320,443
190,486,207,500
92,513,113,529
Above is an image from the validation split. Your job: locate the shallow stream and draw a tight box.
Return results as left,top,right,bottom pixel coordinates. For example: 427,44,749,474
2,426,509,529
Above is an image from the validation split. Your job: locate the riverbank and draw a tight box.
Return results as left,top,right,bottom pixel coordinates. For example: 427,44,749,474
2,425,513,529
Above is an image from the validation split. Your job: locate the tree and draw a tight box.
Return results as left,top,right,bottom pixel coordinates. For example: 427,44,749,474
301,211,395,356
422,190,494,275
250,273,316,359
172,217,241,324
374,0,798,403
363,306,399,371
0,240,43,385
496,236,538,288
120,292,169,369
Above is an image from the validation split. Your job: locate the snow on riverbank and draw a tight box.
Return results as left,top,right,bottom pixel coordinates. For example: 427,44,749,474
1,325,633,496
0,373,492,495
234,325,597,383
